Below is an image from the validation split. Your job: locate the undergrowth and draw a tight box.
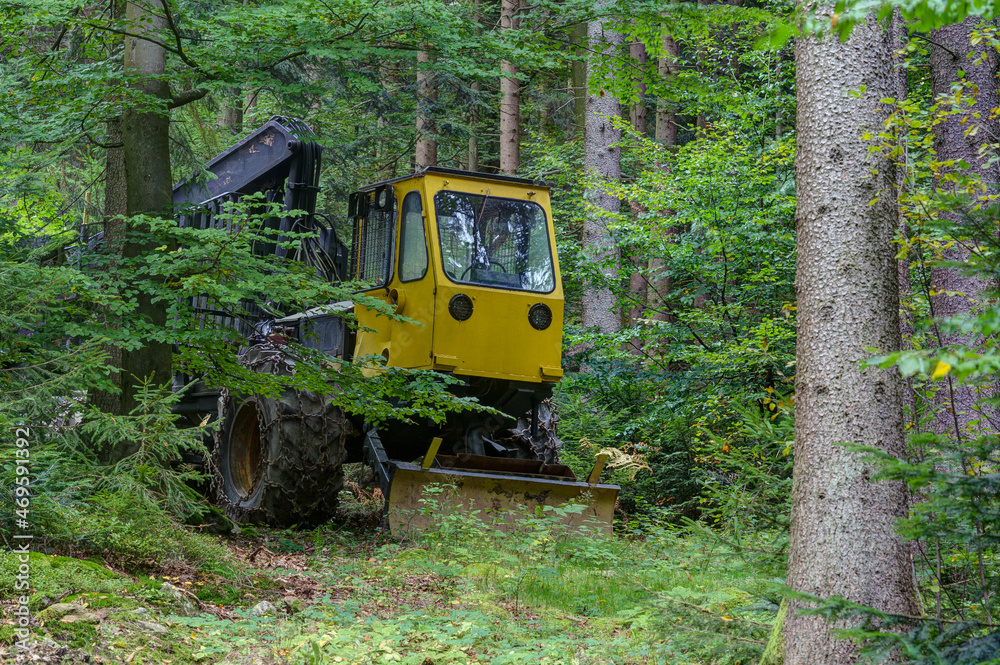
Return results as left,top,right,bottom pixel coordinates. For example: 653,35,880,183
1,490,781,664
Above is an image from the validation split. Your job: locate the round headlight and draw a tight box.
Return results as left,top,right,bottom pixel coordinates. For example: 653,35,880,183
528,303,552,330
449,294,473,321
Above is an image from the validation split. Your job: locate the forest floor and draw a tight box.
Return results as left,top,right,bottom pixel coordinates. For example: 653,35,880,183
1,496,781,665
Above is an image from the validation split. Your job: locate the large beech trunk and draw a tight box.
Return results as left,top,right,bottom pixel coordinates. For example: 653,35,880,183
787,10,917,663
121,0,173,409
89,0,128,419
117,1,174,400
91,0,175,460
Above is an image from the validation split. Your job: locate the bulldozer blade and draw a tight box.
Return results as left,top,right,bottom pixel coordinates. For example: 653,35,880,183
386,460,619,536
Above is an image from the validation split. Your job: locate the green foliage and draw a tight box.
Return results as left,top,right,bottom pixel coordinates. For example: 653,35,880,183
81,381,208,517
826,1,995,36
550,115,797,529
607,123,797,371
796,591,1000,665
686,400,792,577
760,1,997,49
0,389,235,571
597,2,792,124
77,202,478,423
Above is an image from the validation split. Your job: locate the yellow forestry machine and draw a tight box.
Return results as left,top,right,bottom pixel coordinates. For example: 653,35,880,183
171,118,618,533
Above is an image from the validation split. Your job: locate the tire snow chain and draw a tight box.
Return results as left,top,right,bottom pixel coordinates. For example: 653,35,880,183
209,342,297,524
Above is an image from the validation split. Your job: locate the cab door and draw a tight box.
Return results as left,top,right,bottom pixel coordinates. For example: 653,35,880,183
384,186,436,369
351,182,437,370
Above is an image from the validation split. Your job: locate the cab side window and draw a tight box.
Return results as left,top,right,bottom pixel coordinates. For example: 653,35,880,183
398,192,428,282
351,189,396,287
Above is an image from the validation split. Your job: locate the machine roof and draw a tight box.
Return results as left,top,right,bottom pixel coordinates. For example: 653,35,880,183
360,166,548,191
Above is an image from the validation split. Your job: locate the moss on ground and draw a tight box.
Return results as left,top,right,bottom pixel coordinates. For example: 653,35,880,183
0,553,127,604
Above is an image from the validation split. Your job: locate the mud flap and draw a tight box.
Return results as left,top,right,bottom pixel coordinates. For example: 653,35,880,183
385,456,619,536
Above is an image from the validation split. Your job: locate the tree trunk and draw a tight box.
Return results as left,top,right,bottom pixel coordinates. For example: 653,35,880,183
468,0,482,172
649,32,680,327
90,0,176,459
218,87,244,131
499,0,520,175
927,17,999,440
626,40,649,353
655,34,679,146
116,0,174,426
89,106,127,416
468,80,480,171
571,23,588,136
629,40,647,136
415,50,437,170
787,10,918,664
582,13,623,334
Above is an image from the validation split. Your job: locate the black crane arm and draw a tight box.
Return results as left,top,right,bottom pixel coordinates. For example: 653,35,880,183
172,116,319,208
171,116,346,280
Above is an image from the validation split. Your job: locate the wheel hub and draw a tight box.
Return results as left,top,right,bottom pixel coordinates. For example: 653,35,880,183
228,400,264,498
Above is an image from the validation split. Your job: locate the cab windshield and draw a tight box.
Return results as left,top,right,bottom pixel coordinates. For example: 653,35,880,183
434,190,555,293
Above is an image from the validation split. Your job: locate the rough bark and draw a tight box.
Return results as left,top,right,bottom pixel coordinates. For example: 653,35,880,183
787,11,918,664
218,88,244,131
626,40,649,353
415,50,437,170
571,23,588,136
499,0,520,175
582,13,623,334
926,17,998,439
468,80,480,172
655,34,679,146
629,40,647,135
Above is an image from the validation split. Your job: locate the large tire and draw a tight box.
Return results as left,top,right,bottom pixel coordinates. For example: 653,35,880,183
210,345,347,526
